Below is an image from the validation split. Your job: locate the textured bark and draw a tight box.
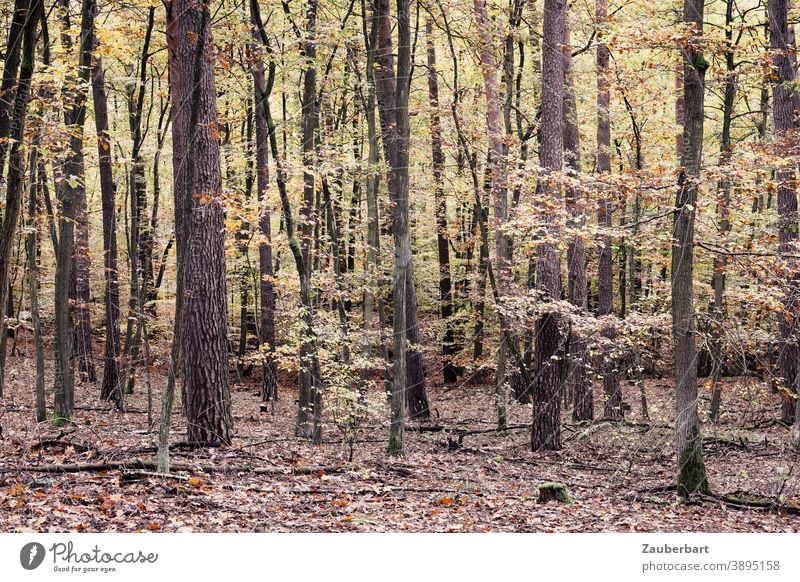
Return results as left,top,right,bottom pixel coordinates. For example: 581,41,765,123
91,47,121,406
166,0,232,445
673,0,710,497
425,20,457,386
531,0,565,451
474,0,511,428
596,0,621,420
0,0,42,398
54,0,95,421
770,0,800,426
381,0,412,454
563,20,592,422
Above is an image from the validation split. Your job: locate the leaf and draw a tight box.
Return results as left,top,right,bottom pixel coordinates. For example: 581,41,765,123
147,523,162,531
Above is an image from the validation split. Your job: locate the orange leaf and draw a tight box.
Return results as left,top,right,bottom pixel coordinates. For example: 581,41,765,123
147,523,162,531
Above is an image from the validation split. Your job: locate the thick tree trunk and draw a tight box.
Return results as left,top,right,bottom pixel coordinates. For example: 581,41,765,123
166,0,232,445
531,0,565,451
673,0,711,497
91,49,122,406
770,0,800,428
596,0,621,420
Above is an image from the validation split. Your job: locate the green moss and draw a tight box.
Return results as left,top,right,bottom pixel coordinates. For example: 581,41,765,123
52,415,71,428
677,446,711,499
387,434,404,457
691,53,710,74
538,482,571,504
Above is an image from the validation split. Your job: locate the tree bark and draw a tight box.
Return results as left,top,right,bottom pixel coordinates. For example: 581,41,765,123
166,0,232,445
596,0,621,420
54,0,95,422
562,19,591,422
531,0,565,451
426,20,457,386
91,40,121,406
250,30,278,403
769,0,800,428
0,0,42,398
673,0,711,497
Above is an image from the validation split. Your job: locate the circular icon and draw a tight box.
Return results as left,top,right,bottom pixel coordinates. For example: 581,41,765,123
20,542,46,570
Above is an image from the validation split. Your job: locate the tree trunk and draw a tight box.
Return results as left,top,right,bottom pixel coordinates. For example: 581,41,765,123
250,28,277,403
708,0,735,423
0,0,28,178
166,0,232,445
562,18,591,422
91,42,122,406
425,20,457,386
474,0,511,428
0,0,42,399
770,0,800,427
531,0,565,451
673,0,711,497
54,0,95,422
596,0,621,420
374,0,427,441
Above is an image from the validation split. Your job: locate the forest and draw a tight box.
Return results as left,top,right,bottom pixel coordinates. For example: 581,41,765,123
0,0,799,533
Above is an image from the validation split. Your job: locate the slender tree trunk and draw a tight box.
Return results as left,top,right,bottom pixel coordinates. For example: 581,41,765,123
474,0,511,428
0,0,41,398
92,44,122,406
596,0,621,420
531,0,565,451
0,0,28,179
673,0,711,497
708,0,735,423
425,20,457,385
250,25,278,403
54,0,95,422
26,146,46,422
563,19,591,422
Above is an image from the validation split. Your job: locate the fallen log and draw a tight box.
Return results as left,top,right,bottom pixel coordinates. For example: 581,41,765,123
0,460,349,476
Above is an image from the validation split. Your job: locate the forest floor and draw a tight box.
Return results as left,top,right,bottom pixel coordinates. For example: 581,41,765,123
1,338,799,532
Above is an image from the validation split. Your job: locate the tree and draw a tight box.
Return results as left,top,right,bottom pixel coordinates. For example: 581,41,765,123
373,0,429,423
563,16,591,422
531,0,565,451
166,0,232,445
473,0,511,428
91,12,121,407
596,0,621,420
425,19,457,386
672,0,711,497
54,0,95,422
769,0,800,432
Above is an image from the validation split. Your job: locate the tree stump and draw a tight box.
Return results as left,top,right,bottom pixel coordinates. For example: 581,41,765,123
538,482,571,504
